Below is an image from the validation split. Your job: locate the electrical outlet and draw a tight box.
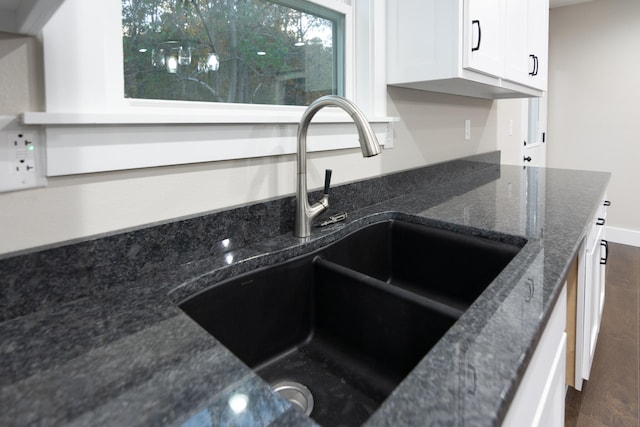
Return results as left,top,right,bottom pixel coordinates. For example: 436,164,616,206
464,120,471,140
0,117,47,193
9,133,37,186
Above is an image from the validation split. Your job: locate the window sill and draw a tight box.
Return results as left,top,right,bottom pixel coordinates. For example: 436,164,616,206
22,111,397,126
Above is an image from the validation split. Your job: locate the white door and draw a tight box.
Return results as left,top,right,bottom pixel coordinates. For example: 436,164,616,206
522,94,547,167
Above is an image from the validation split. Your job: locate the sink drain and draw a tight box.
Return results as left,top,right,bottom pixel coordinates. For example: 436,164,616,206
271,381,314,416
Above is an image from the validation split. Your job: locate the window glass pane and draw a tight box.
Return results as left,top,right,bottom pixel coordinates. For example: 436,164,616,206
528,97,540,144
121,0,343,106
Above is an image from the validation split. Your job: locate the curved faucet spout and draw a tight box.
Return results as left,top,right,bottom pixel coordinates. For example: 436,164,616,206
294,95,382,238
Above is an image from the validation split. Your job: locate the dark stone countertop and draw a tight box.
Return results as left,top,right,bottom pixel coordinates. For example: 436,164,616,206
0,152,610,426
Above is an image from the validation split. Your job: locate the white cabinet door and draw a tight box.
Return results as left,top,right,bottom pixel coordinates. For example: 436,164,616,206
526,0,549,90
598,235,608,317
574,198,608,390
464,0,505,77
502,286,567,427
503,0,549,89
504,0,529,82
534,333,567,427
584,223,605,379
386,0,453,86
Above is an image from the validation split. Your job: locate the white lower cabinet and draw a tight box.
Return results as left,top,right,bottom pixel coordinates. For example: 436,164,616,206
502,286,567,427
574,197,609,390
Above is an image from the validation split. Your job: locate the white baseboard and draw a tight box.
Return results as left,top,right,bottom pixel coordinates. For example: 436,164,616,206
606,226,640,247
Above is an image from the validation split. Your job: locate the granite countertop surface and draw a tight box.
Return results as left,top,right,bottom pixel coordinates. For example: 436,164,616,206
0,152,610,426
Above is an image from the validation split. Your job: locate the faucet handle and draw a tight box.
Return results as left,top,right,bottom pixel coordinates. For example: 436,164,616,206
323,169,333,195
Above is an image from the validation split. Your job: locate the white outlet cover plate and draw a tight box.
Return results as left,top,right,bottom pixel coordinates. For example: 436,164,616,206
0,115,46,193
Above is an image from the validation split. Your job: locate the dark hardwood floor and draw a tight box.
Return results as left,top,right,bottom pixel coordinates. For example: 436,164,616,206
565,243,640,427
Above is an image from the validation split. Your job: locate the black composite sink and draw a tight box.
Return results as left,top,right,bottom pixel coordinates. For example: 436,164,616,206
178,219,524,426
322,220,523,312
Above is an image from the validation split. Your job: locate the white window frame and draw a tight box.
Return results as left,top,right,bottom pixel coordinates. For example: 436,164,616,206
23,0,393,176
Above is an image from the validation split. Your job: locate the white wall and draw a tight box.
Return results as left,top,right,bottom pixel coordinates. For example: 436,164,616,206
497,99,526,166
0,33,498,257
547,0,640,245
0,32,43,113
385,87,496,171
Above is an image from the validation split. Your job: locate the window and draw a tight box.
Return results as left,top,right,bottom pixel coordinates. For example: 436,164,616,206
122,0,345,106
31,0,392,175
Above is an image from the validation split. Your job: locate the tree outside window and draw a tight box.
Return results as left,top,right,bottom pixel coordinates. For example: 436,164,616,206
121,0,342,106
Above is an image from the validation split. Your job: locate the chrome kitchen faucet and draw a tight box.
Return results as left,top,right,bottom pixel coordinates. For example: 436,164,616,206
294,95,382,238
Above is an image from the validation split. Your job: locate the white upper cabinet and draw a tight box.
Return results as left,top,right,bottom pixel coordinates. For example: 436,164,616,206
504,0,530,82
387,0,548,99
504,0,549,90
464,0,505,77
526,0,550,89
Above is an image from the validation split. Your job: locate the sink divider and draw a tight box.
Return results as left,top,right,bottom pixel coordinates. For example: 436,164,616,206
313,257,464,320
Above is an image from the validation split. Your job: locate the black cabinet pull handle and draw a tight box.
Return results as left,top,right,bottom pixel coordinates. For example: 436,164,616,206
523,156,532,162
604,200,611,207
529,55,539,76
529,54,536,76
472,20,481,51
323,169,332,195
596,217,606,226
600,240,609,265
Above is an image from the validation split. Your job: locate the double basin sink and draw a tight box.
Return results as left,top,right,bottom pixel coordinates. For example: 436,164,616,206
179,219,524,426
